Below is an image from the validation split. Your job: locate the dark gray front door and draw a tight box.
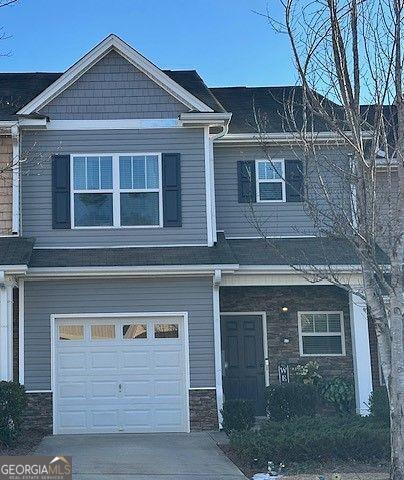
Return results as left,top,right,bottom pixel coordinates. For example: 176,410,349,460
221,314,266,415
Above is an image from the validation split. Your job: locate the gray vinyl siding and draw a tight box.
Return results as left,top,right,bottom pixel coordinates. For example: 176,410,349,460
214,144,351,237
23,276,214,391
375,169,400,250
38,50,189,120
21,128,207,247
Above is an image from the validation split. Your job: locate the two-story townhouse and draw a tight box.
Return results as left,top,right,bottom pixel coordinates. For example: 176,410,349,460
0,34,385,434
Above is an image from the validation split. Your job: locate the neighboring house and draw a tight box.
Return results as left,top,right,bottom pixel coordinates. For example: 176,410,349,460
0,34,385,434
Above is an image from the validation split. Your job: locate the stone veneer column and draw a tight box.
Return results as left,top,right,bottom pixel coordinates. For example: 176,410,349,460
189,389,218,430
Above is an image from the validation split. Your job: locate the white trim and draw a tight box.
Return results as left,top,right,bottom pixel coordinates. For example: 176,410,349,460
0,275,14,381
50,311,191,434
349,293,373,415
204,127,214,246
298,311,346,357
215,131,374,144
26,390,52,394
17,34,213,116
70,153,163,229
212,270,223,425
220,311,269,387
208,136,217,243
26,264,238,279
189,387,216,390
47,119,182,130
11,125,20,234
32,243,209,249
18,278,24,385
225,235,317,239
255,159,286,203
0,265,28,274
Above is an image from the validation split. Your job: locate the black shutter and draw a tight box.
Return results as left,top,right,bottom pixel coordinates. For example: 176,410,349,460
285,159,304,202
162,153,181,227
237,160,256,203
52,154,71,229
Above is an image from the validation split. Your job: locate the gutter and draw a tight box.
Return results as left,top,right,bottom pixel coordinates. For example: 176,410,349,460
215,131,374,144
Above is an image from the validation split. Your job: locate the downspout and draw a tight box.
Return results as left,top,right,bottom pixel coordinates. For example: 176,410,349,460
11,125,20,235
208,122,230,244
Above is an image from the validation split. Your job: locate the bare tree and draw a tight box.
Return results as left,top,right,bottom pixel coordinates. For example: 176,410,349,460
248,1,403,478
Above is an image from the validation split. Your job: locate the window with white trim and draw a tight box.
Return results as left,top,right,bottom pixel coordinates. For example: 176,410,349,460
256,159,285,202
298,311,345,356
71,153,162,228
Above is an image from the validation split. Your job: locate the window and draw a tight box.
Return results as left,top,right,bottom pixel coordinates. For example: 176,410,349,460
72,156,113,227
298,311,345,356
123,324,147,339
119,155,160,226
256,159,285,202
154,324,179,339
59,325,84,341
71,153,162,228
91,324,115,340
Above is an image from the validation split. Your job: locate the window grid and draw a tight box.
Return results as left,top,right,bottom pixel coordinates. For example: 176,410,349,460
255,159,286,203
298,311,346,357
71,153,163,229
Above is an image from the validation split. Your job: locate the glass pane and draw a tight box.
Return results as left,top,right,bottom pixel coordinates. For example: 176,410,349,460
132,156,146,189
87,157,100,190
59,325,84,341
91,325,115,340
314,314,328,332
73,157,86,190
100,156,113,189
146,156,159,188
154,324,179,339
123,324,147,339
302,335,342,355
258,161,270,180
272,161,283,179
120,192,159,226
328,314,342,332
301,314,314,332
120,156,132,189
259,182,283,200
74,193,113,227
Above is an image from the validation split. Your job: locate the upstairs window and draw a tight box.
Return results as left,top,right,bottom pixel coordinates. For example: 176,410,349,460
119,155,161,226
298,311,346,356
71,154,162,228
72,156,113,227
256,159,285,202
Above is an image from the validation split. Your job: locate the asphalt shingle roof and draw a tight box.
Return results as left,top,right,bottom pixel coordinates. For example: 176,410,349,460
0,237,35,266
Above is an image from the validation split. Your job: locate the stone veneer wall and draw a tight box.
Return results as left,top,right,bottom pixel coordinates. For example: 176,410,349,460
220,285,355,382
0,136,12,234
23,393,53,434
189,389,218,431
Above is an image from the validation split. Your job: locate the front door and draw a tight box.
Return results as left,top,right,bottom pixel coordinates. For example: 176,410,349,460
221,314,266,415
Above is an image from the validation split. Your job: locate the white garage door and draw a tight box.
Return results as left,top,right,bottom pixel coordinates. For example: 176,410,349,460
53,315,188,434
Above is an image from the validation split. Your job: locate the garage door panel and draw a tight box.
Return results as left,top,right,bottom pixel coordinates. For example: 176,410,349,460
55,316,188,434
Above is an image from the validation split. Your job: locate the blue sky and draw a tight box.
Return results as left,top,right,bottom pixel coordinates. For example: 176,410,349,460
0,0,297,87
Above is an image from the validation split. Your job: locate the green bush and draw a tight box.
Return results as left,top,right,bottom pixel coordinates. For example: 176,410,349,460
0,382,27,446
230,415,390,467
369,386,390,424
266,383,317,421
221,400,255,433
319,378,355,414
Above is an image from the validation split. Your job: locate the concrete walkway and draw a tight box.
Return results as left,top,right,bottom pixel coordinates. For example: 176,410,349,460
35,432,247,479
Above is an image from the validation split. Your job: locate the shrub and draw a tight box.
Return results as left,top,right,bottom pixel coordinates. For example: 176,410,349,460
319,378,355,414
266,383,317,421
0,381,27,446
293,361,322,385
221,400,255,434
369,386,390,424
230,415,390,467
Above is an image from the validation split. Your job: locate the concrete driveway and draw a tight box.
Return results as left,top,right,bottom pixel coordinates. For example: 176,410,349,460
35,432,247,480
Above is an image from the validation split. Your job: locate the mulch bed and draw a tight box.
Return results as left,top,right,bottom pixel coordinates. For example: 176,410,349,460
219,444,389,479
0,429,47,456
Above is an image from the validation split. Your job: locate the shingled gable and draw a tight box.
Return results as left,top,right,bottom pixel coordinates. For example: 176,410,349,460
16,34,215,116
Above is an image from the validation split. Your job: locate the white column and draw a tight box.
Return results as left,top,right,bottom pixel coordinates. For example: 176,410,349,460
349,292,373,415
213,269,224,426
0,272,14,381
